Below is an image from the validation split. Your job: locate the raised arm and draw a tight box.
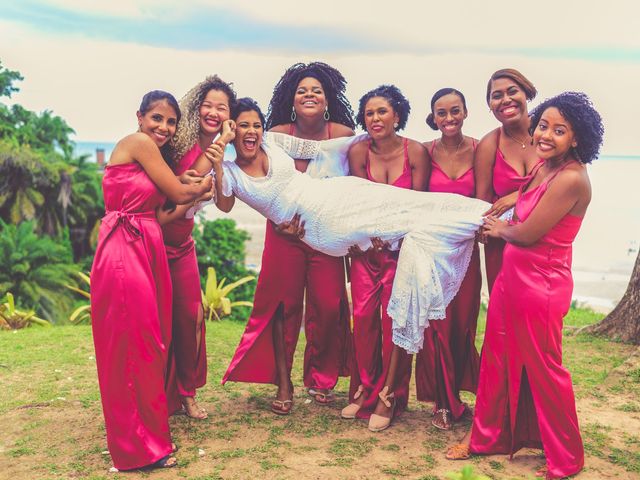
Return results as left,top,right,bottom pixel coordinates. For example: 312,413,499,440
120,133,212,204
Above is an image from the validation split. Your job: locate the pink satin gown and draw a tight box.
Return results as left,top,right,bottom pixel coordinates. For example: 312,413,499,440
470,163,584,479
91,162,173,470
162,144,207,401
222,123,352,389
415,141,482,420
347,138,413,418
484,128,534,293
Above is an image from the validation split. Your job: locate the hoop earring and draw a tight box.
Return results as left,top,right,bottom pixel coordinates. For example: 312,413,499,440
291,106,297,122
324,106,330,121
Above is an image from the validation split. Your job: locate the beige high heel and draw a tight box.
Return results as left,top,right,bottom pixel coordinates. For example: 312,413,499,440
340,385,365,419
368,386,395,432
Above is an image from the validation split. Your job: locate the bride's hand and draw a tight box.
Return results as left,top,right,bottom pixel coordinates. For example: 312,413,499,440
219,120,236,145
205,142,225,167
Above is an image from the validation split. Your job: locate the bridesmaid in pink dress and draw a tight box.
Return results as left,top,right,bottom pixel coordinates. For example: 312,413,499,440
415,88,481,431
474,68,541,292
341,85,430,431
157,76,237,420
223,63,355,412
91,91,212,471
455,92,603,479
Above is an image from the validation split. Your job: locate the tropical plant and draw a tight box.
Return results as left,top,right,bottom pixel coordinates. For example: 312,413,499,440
446,465,491,480
193,218,257,318
66,272,91,324
0,220,77,322
0,292,50,330
201,266,254,321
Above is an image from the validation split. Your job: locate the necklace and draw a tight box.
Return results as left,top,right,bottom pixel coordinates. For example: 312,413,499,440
503,128,529,149
438,136,465,155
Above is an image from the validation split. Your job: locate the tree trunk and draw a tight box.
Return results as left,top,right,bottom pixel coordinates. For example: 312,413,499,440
583,249,640,344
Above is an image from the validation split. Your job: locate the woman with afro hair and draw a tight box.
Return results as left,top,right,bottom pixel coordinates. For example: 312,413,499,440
224,62,356,410
341,85,430,431
448,92,604,480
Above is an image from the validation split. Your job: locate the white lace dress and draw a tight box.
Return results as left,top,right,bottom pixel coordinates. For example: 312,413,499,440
213,134,493,353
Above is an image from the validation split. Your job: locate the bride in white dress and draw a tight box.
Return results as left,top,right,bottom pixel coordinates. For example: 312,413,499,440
204,98,495,355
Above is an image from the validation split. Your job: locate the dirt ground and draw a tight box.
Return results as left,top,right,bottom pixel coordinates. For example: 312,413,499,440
1,329,639,480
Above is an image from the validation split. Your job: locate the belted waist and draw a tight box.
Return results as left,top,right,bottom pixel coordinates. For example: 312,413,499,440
101,210,157,243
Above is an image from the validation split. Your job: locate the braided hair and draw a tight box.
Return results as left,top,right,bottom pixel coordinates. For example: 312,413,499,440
266,62,355,130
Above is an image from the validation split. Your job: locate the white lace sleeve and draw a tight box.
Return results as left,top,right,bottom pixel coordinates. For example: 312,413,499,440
265,132,320,160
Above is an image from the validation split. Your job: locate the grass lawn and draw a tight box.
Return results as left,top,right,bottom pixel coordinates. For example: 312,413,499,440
1,307,639,479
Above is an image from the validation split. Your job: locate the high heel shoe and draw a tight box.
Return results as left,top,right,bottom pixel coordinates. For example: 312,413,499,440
368,386,395,432
340,385,364,419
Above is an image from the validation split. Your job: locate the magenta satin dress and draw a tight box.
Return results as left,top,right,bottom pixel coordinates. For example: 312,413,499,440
484,129,534,292
222,123,352,389
347,138,413,418
415,141,482,420
470,163,584,479
162,144,207,400
91,162,173,470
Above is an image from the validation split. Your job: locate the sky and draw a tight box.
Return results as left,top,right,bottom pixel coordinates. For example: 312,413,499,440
1,0,639,155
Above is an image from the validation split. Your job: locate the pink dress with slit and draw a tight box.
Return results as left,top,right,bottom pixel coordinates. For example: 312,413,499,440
470,162,584,479
347,137,413,418
91,162,173,470
415,140,482,420
162,144,207,401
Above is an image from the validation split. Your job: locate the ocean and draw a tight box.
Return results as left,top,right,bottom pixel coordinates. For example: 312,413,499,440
75,141,640,312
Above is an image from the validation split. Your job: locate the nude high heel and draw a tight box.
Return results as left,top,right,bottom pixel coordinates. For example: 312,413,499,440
340,385,364,419
368,386,395,432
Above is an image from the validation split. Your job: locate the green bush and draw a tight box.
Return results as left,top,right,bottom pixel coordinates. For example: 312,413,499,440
192,218,257,320
0,220,77,322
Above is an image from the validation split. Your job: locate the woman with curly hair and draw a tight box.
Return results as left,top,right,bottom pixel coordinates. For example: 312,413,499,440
157,76,237,419
224,62,355,410
91,91,212,470
341,85,430,431
475,68,541,292
415,88,481,431
448,92,604,480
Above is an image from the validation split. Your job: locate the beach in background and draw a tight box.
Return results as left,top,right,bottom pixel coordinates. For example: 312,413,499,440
78,142,640,313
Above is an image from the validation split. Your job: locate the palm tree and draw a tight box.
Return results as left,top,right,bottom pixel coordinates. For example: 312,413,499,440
0,220,77,322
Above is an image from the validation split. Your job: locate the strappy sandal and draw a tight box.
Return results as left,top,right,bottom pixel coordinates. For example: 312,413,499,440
271,399,293,415
181,397,208,420
432,408,452,430
445,443,470,460
311,389,335,405
368,386,395,432
141,454,177,470
341,385,364,419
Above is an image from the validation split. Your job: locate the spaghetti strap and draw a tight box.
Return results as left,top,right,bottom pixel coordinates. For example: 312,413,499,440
472,139,477,151
429,140,437,158
289,124,295,136
365,139,373,180
327,122,332,140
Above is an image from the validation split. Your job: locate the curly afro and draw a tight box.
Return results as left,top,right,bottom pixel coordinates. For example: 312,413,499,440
529,92,604,164
356,85,410,132
266,62,355,130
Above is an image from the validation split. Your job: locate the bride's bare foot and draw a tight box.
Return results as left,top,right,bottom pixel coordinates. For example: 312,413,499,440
182,396,208,420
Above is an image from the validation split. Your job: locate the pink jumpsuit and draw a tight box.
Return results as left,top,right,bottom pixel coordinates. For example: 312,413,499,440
415,141,482,420
471,163,584,479
347,138,414,418
223,123,352,389
91,162,173,470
